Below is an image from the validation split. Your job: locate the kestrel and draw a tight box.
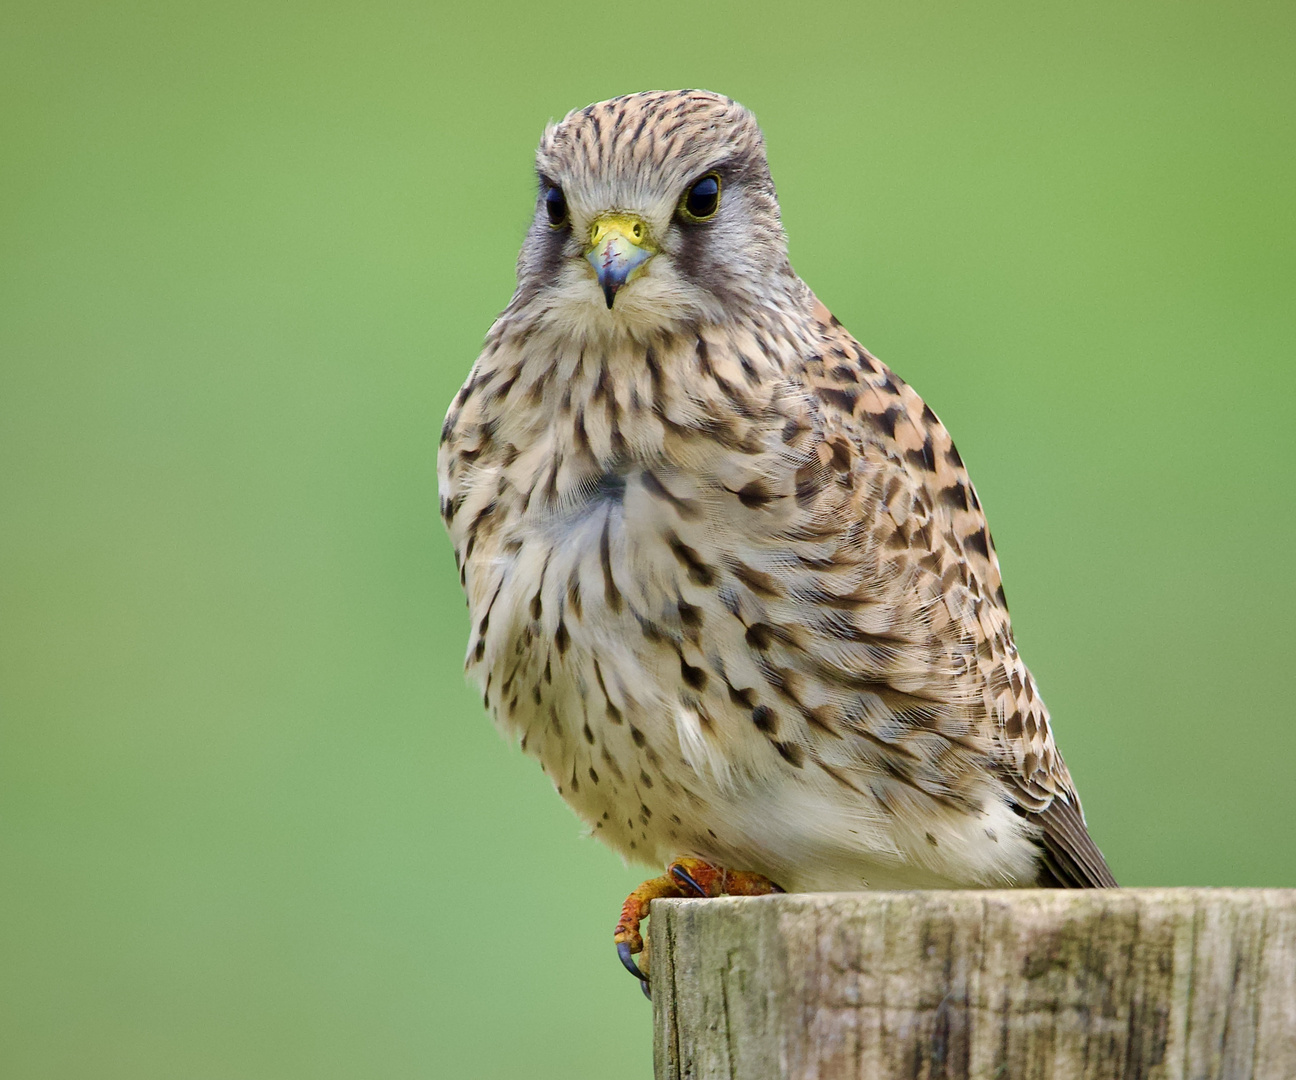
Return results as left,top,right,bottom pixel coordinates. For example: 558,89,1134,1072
438,90,1116,993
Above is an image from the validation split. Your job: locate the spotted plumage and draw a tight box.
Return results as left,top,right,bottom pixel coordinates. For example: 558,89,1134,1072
438,90,1115,895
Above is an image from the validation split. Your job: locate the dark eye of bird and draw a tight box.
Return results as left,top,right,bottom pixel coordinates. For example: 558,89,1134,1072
545,186,568,227
681,173,721,221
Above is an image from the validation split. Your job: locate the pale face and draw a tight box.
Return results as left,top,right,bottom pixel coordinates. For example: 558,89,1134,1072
510,91,794,338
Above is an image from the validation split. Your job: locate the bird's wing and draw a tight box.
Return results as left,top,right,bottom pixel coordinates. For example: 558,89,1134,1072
781,297,1115,887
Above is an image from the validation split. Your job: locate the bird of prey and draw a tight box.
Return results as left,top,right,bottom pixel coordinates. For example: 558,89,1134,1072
438,89,1115,992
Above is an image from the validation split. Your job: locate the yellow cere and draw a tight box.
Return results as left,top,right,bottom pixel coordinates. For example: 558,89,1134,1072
587,213,656,252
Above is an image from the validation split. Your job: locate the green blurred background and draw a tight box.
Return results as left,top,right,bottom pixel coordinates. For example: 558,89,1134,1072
2,1,1292,1076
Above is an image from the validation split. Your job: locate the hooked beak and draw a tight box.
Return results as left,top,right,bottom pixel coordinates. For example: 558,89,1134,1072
585,214,656,308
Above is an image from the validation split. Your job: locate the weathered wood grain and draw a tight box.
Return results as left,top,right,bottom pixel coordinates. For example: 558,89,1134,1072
651,889,1296,1080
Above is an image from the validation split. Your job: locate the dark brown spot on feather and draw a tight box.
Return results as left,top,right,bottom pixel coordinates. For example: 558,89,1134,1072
732,561,781,598
826,438,853,472
819,760,866,797
641,470,698,518
637,614,668,643
820,386,858,413
939,483,970,511
601,746,625,782
680,656,708,691
802,705,840,738
774,742,804,768
798,583,873,611
566,572,582,619
906,435,936,473
736,480,774,507
795,464,827,506
643,344,663,401
694,336,713,377
665,531,715,586
599,517,621,613
677,600,702,629
875,405,903,439
572,408,590,456
489,371,518,402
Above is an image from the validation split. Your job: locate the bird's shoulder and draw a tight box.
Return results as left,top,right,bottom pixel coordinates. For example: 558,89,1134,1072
790,295,1008,615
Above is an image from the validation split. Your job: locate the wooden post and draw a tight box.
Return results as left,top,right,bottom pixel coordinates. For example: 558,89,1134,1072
651,889,1296,1080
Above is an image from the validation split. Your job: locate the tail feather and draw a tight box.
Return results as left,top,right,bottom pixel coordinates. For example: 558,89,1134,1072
1030,795,1118,888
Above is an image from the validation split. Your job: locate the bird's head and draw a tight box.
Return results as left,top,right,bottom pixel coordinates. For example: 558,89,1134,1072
512,90,794,337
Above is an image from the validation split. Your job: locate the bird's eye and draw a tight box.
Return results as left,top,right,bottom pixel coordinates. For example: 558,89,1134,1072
680,173,722,222
545,186,568,228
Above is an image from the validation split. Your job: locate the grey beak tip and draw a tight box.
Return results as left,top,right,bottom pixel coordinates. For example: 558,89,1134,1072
603,285,617,309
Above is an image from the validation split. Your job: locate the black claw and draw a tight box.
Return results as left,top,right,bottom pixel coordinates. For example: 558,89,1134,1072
640,978,652,1000
670,865,706,897
617,940,647,982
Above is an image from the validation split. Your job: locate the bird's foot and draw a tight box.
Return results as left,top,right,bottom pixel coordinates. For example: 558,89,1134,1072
613,858,784,998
